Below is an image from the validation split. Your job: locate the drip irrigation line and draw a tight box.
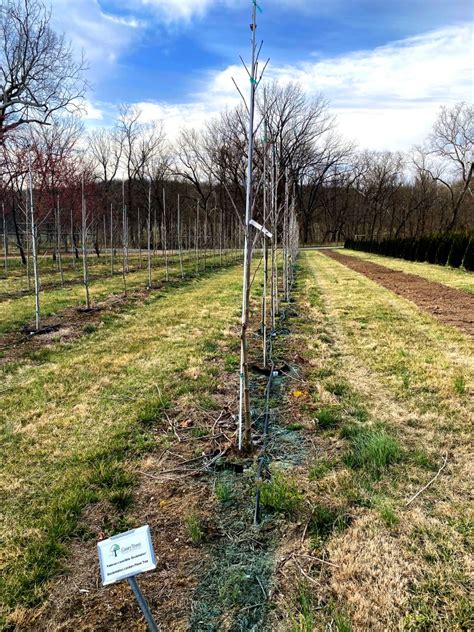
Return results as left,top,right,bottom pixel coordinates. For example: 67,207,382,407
254,263,298,525
0,257,242,354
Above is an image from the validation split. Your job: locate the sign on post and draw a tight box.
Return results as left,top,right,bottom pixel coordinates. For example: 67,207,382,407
249,219,272,239
97,525,157,585
98,526,158,631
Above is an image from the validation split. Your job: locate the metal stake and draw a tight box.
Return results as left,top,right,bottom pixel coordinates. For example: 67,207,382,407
127,576,158,632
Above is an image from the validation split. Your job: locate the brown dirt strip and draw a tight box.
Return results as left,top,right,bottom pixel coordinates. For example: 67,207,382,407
323,250,474,337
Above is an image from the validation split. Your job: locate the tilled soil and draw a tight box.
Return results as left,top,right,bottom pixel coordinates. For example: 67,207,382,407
323,250,474,336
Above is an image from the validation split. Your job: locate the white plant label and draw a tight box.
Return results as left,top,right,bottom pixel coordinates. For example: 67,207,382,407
249,219,272,239
97,525,157,586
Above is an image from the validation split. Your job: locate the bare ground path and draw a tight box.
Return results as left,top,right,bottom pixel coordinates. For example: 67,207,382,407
324,250,474,336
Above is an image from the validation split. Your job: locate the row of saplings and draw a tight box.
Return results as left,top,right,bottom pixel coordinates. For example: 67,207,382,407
345,231,474,271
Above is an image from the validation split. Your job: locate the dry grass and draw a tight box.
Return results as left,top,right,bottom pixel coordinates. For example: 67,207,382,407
267,251,473,631
0,263,244,627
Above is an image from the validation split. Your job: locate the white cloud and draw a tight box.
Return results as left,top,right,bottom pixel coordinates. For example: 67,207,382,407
139,0,214,21
81,100,105,121
135,101,214,136
84,23,473,151
50,0,141,73
268,24,473,150
180,23,472,151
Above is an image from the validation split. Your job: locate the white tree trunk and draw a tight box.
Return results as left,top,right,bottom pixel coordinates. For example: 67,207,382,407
2,202,8,278
81,175,91,309
28,154,40,330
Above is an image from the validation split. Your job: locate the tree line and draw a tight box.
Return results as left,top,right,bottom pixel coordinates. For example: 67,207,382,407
1,0,473,266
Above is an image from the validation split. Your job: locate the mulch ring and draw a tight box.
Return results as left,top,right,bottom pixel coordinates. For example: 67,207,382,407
0,289,155,366
323,250,474,337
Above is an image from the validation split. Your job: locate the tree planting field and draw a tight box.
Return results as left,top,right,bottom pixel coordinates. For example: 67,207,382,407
0,251,471,630
0,250,240,336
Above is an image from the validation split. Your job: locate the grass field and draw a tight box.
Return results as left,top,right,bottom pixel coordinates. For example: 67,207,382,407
342,248,474,293
0,249,472,630
0,251,239,335
270,251,472,630
0,262,245,626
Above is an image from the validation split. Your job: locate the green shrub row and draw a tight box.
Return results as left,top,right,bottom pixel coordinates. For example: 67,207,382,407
345,232,474,270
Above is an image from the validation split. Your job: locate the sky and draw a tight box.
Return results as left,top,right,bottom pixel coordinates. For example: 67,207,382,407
50,0,474,151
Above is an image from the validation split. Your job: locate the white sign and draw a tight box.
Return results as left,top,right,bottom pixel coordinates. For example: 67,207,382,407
97,525,157,586
249,219,272,239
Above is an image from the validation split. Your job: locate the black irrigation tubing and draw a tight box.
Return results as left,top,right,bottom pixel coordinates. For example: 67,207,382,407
254,268,297,525
0,253,235,301
0,257,243,354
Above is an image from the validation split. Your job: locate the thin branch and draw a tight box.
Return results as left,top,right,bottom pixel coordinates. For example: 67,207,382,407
405,453,448,507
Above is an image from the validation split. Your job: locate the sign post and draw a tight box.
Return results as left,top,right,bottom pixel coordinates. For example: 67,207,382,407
97,525,159,631
127,576,158,632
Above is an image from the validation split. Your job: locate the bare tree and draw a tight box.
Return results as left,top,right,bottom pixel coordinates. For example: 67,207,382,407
0,0,87,143
417,103,474,230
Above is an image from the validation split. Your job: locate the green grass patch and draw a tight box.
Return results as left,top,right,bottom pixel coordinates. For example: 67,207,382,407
453,372,466,395
291,583,316,632
287,422,304,431
136,396,171,427
373,496,400,527
312,367,334,379
260,470,303,516
325,379,351,398
342,424,402,478
308,457,334,481
315,405,344,429
224,352,239,371
308,504,350,548
185,513,204,545
214,473,234,504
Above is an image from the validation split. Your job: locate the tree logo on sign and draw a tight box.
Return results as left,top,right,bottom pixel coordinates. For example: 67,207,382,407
110,544,121,558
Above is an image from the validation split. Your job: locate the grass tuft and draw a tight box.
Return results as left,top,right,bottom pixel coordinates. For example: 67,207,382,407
185,513,204,545
214,473,233,504
260,471,303,516
309,504,349,548
342,424,402,478
224,353,239,371
325,380,351,398
315,405,343,429
308,457,334,481
453,372,466,395
136,397,170,427
375,497,400,527
291,583,316,632
287,422,304,431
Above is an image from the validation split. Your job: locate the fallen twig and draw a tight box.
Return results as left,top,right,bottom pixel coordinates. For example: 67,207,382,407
291,555,319,585
294,553,339,568
301,500,316,544
405,452,448,507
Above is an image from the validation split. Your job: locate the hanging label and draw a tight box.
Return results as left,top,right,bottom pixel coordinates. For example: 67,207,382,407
249,219,272,239
97,525,157,586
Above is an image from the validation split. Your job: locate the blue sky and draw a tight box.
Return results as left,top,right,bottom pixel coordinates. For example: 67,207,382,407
51,0,474,149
